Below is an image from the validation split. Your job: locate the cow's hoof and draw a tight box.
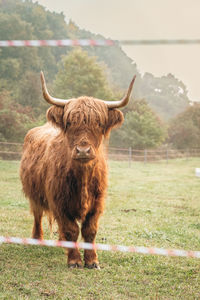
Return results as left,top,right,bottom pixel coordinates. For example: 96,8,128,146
85,263,100,270
68,263,83,269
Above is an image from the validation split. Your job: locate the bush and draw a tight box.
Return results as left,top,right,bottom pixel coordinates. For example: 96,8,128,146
168,103,200,149
110,99,167,149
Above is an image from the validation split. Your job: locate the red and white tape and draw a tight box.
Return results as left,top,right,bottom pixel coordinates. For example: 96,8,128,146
0,39,115,47
0,236,199,258
1,39,200,47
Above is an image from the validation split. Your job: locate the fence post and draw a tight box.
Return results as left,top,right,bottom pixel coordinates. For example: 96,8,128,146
129,147,132,167
186,148,189,160
144,149,147,164
166,148,168,164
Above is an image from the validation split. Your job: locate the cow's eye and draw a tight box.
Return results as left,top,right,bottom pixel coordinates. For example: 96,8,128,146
66,122,71,128
99,122,104,129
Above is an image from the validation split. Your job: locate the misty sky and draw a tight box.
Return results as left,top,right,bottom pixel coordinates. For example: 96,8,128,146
33,0,200,101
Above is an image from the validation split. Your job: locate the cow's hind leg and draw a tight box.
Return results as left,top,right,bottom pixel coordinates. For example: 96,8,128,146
57,217,82,268
31,203,44,240
81,212,100,269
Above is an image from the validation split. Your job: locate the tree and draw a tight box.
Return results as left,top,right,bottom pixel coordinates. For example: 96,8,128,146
0,89,36,142
0,0,194,144
136,73,189,120
53,48,113,99
110,99,167,149
168,103,200,149
16,71,48,115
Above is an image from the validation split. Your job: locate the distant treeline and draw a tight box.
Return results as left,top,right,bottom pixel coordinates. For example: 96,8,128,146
1,0,199,150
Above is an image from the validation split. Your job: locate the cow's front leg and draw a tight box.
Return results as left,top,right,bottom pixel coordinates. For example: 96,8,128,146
31,204,44,240
81,212,100,269
57,217,82,268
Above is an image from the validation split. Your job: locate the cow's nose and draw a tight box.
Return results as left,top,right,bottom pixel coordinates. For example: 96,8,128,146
76,146,91,157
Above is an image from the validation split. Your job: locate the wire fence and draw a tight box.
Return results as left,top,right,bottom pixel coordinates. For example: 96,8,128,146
0,142,200,163
107,147,200,164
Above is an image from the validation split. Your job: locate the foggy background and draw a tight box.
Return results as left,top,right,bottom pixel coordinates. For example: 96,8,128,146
33,0,200,101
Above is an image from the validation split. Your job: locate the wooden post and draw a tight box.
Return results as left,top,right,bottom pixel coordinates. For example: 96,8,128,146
129,147,132,167
144,149,147,164
166,148,168,164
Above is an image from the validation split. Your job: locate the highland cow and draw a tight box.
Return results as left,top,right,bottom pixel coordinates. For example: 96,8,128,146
20,71,135,268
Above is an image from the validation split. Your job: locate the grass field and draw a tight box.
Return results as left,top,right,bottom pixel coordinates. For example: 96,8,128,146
0,158,200,299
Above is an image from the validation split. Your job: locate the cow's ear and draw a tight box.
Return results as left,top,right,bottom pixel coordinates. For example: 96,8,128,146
46,106,64,129
105,108,124,137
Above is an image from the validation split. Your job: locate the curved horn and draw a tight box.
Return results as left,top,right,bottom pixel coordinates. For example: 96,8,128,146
40,71,75,106
103,75,136,109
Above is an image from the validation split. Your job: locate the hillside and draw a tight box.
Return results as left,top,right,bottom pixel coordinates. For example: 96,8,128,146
0,0,189,123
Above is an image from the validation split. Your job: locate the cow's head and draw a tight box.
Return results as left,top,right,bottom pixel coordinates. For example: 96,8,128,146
41,71,136,164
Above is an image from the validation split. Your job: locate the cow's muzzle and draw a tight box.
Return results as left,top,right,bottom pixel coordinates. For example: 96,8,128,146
73,146,95,162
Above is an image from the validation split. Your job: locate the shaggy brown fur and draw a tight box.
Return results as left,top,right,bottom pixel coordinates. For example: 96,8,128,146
20,96,123,268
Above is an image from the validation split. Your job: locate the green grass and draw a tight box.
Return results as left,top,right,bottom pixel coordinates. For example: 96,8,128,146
0,159,200,299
